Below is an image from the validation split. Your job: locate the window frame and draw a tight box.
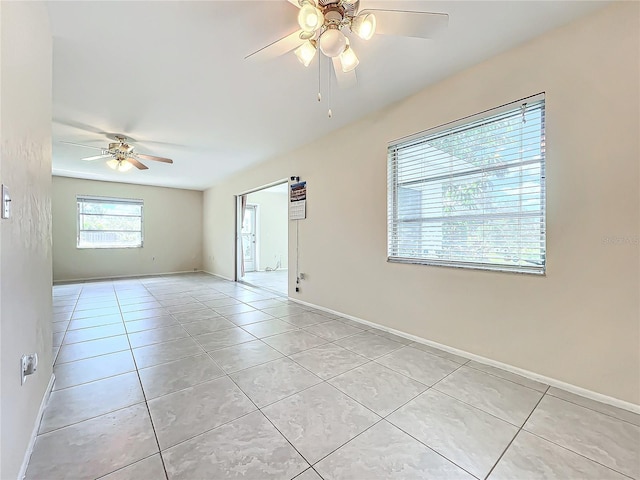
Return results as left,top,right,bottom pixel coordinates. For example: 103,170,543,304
387,93,546,275
76,195,144,249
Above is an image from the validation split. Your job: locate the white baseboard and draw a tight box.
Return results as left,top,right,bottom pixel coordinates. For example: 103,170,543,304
53,270,202,285
289,298,640,415
18,373,55,480
201,270,234,282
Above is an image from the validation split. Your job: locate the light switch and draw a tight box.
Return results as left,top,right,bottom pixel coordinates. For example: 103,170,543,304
2,184,11,219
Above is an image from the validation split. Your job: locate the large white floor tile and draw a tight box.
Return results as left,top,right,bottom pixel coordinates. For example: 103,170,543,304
230,357,322,407
316,421,474,480
41,372,144,433
262,383,379,464
524,395,640,478
433,366,544,426
162,411,308,479
26,404,157,480
148,376,256,449
490,430,629,480
329,362,427,416
388,389,518,478
138,353,225,399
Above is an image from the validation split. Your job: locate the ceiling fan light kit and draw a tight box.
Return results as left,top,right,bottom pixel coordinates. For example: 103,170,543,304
339,40,359,72
295,40,318,66
61,135,173,172
319,26,348,57
293,0,376,65
298,2,324,32
247,0,449,116
351,12,376,40
107,158,134,172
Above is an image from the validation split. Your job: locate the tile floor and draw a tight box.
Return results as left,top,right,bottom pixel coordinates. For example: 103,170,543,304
30,273,639,479
241,269,288,295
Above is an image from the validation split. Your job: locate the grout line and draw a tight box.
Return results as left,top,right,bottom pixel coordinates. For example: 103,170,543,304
54,344,131,365
52,363,138,392
483,385,550,479
54,289,82,365
35,399,149,437
464,362,549,393
115,285,171,480
427,386,533,430
542,391,640,427
222,373,315,471
519,427,638,480
93,453,161,480
383,414,481,480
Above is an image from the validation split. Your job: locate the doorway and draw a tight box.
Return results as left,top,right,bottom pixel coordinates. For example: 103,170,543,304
236,182,289,295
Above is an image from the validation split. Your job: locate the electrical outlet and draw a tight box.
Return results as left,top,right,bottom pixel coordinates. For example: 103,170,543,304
21,353,38,385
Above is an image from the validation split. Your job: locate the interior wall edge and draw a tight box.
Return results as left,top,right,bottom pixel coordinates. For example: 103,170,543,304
17,373,55,480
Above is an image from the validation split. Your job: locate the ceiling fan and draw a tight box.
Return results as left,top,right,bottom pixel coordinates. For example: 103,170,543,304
246,0,449,89
61,135,174,172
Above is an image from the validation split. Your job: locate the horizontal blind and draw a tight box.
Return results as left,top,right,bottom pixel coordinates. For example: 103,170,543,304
387,96,546,274
77,195,143,206
77,196,144,248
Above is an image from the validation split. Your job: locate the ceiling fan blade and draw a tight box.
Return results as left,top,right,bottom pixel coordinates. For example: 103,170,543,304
60,141,105,151
135,153,173,164
331,57,358,89
360,9,449,39
81,154,111,161
136,139,186,148
126,158,149,170
285,0,300,7
54,118,110,136
245,30,303,62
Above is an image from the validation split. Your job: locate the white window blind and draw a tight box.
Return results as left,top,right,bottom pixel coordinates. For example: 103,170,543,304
77,196,144,249
387,94,546,274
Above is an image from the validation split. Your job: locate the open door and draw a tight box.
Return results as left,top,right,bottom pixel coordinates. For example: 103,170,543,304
235,182,288,294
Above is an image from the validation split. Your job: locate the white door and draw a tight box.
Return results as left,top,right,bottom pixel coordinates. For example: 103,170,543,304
242,204,257,272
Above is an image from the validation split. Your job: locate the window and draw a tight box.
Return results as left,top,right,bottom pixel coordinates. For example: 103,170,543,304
77,196,144,249
387,94,546,274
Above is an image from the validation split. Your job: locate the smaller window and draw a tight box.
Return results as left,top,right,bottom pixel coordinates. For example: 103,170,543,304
77,196,143,249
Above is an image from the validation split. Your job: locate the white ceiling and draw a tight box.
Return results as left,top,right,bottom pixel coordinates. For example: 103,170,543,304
48,1,608,191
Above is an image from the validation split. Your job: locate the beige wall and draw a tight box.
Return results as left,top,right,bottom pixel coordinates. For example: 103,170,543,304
204,3,640,405
53,176,203,282
0,2,53,477
247,189,288,271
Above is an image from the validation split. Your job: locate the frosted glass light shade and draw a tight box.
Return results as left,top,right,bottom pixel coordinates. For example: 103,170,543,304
298,3,323,32
352,13,376,40
118,160,134,172
319,28,347,57
107,159,133,172
339,45,359,72
295,41,317,67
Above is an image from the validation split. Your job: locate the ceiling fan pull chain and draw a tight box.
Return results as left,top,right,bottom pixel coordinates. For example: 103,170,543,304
317,52,322,102
327,57,332,118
